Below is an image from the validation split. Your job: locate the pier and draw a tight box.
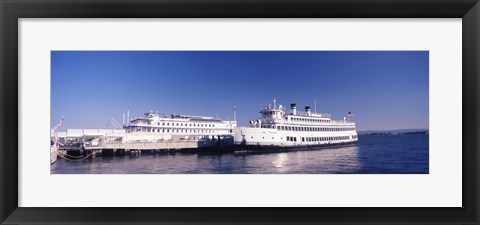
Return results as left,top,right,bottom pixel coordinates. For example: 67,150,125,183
55,129,234,160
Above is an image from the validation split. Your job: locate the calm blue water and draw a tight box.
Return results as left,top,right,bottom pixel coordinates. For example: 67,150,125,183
51,134,429,174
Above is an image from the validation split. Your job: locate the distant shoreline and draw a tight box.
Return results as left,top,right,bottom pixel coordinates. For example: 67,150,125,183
358,129,429,136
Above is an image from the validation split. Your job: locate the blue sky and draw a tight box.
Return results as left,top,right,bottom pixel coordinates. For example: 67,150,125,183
51,51,428,131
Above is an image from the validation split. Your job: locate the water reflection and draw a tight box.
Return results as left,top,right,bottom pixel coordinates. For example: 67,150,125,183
51,134,428,174
238,146,360,174
51,145,359,174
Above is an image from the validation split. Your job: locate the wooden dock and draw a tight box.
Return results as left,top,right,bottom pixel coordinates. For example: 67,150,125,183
54,129,234,160
58,137,234,159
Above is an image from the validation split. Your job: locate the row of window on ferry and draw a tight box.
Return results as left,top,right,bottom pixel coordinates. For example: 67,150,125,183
286,136,351,142
155,122,216,128
268,125,355,132
289,117,329,123
131,127,232,134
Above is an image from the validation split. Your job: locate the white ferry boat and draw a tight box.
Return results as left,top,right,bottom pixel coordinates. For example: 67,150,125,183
234,100,358,151
123,111,237,142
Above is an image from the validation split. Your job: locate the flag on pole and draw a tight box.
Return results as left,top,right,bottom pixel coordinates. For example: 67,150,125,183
57,116,64,127
348,112,354,116
52,116,64,132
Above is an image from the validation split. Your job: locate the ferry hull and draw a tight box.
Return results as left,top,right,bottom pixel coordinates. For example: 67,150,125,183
234,126,358,152
234,141,358,153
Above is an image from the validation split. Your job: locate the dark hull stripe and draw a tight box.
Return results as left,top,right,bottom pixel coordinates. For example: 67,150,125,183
234,141,358,153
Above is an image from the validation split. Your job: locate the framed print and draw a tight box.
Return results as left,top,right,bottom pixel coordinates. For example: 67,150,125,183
1,0,479,224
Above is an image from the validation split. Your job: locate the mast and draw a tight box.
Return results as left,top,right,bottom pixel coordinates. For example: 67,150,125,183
233,105,236,122
127,110,130,126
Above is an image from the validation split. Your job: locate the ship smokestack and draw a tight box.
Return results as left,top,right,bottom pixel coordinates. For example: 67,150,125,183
291,103,297,115
305,106,311,116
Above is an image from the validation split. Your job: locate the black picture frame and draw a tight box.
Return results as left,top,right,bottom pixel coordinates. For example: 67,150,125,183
1,0,479,224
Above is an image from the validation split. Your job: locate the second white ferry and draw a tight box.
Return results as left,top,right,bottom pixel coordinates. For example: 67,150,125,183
123,111,237,142
234,99,358,151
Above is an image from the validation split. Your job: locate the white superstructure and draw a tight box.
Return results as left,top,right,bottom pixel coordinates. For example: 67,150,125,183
124,111,237,142
234,100,358,151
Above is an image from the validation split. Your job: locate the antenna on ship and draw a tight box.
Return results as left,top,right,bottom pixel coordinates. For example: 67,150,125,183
233,105,236,122
314,98,317,114
273,98,276,109
127,110,130,126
